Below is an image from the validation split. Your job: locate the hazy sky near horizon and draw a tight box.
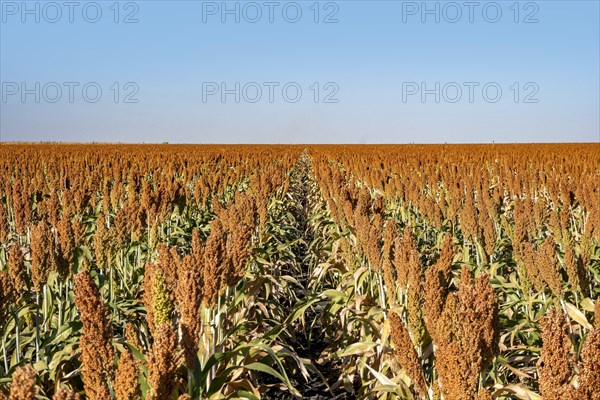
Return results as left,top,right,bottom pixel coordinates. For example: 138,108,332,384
1,0,599,143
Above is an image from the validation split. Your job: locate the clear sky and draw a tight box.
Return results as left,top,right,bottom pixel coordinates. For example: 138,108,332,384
1,0,599,143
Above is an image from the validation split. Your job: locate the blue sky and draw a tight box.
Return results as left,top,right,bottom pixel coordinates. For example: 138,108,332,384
1,0,599,143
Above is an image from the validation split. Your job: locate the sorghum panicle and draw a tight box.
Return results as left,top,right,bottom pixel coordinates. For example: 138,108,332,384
31,220,55,289
388,312,427,396
57,216,76,278
147,323,178,400
536,236,563,299
176,254,203,369
539,309,575,400
73,271,115,400
8,365,38,400
114,349,140,400
8,245,26,301
53,387,80,400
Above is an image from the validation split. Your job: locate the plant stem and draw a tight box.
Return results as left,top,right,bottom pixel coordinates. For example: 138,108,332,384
36,291,40,362
2,337,7,372
14,310,20,364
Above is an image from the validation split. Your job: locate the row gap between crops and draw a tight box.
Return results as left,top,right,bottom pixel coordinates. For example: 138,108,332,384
263,151,352,400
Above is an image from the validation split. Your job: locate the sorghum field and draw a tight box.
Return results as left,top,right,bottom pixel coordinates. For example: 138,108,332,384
0,144,599,400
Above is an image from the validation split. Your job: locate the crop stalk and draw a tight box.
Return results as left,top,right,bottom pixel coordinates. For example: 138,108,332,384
2,337,7,372
378,272,386,312
58,280,63,327
14,310,20,363
36,291,40,362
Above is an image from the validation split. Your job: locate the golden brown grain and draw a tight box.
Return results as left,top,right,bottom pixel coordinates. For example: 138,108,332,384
114,349,140,400
74,271,115,400
388,312,426,396
8,365,38,400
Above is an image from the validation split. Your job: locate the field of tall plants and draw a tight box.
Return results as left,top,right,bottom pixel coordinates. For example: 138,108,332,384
0,143,598,400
